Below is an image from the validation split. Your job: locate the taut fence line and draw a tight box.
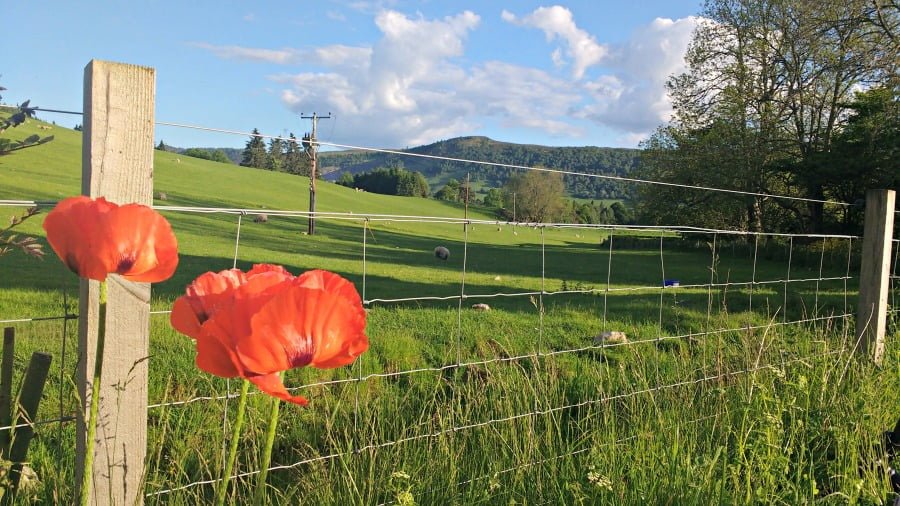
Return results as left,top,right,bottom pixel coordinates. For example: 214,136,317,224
1,59,896,502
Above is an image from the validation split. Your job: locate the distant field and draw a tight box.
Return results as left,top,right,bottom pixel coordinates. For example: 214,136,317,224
0,117,897,504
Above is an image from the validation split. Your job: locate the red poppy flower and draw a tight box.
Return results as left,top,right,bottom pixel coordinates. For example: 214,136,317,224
42,196,178,282
171,265,368,406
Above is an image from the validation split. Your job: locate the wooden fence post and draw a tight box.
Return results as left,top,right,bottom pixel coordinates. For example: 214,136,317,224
855,189,896,364
75,60,155,505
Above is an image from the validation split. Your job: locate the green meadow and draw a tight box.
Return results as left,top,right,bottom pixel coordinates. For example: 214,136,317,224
0,118,898,504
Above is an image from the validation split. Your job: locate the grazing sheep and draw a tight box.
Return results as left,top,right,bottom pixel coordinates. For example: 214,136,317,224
471,303,491,311
254,213,268,223
434,246,450,261
156,191,168,201
593,331,628,346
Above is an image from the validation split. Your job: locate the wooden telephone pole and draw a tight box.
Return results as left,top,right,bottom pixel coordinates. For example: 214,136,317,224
301,112,330,235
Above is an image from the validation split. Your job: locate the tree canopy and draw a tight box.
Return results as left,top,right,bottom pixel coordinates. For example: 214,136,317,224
636,0,898,235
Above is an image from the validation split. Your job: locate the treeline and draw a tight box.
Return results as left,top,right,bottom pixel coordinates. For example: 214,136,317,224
239,128,312,176
320,136,639,200
336,167,429,197
339,166,634,225
155,141,235,164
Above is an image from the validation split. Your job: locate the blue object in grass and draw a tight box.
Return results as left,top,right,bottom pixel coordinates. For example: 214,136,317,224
663,279,680,287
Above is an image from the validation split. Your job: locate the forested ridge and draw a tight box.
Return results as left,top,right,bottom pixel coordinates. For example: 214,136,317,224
319,136,639,200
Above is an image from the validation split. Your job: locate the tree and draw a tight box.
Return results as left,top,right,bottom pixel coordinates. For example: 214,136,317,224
209,149,231,164
483,188,504,208
503,171,565,222
396,170,429,197
240,128,268,169
815,86,900,233
337,171,354,187
637,0,897,234
435,179,460,201
156,140,166,150
267,137,284,171
283,133,309,176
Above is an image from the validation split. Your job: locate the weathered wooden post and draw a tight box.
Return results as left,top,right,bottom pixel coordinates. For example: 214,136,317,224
855,189,895,364
76,60,154,505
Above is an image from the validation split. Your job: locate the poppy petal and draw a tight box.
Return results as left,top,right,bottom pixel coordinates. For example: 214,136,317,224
248,373,309,406
295,270,363,307
170,297,202,338
238,283,367,375
247,264,293,278
194,320,243,378
225,271,295,338
42,196,115,280
184,269,248,321
99,204,179,282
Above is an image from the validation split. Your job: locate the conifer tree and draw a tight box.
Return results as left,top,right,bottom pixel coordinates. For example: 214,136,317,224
267,137,284,171
240,128,268,169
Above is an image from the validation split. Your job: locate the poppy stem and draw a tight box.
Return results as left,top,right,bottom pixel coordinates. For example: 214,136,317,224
216,379,250,506
80,280,106,506
253,393,281,505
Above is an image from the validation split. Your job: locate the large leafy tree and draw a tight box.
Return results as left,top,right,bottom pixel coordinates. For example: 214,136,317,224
504,170,565,223
638,0,897,234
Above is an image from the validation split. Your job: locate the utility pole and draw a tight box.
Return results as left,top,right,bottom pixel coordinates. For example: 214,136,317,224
301,112,331,235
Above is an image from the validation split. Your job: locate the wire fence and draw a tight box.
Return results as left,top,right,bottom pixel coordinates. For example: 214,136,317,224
1,109,897,503
2,201,869,498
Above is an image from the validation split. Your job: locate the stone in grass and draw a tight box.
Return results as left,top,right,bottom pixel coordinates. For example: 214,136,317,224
254,213,268,223
471,303,491,311
593,331,628,346
434,246,450,261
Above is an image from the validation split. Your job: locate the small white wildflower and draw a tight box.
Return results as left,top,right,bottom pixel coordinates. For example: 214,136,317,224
391,470,411,480
587,470,613,491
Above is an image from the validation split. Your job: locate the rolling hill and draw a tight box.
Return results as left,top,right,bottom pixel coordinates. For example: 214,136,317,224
319,136,639,199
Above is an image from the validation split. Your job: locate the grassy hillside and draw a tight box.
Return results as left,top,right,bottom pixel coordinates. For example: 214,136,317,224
0,118,898,504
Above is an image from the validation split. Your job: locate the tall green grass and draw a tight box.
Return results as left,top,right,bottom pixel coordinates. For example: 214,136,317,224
0,118,897,504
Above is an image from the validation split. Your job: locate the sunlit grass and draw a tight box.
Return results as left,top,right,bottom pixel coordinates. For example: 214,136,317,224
0,118,897,504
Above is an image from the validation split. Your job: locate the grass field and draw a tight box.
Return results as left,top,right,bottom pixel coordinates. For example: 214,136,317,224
1,118,898,504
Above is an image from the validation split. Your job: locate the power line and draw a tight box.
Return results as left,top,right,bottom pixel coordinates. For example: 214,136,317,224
21,111,888,210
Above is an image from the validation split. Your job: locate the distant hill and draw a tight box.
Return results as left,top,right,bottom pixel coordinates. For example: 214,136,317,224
318,136,639,200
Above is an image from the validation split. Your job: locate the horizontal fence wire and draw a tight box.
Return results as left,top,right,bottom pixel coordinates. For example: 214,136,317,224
0,200,864,240
145,349,842,498
0,416,76,433
146,312,851,410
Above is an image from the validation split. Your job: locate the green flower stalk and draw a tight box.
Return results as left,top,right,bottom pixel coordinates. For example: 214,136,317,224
216,379,251,506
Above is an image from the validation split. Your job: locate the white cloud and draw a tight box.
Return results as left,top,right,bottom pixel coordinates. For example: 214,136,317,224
578,16,701,135
197,8,700,147
501,6,607,80
191,42,302,64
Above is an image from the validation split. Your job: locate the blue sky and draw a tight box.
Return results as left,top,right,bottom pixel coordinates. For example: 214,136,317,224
2,1,702,150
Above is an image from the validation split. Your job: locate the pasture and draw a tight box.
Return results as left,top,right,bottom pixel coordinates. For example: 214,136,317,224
0,118,898,504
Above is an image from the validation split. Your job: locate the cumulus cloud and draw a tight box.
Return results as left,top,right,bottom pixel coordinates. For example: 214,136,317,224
577,16,700,136
197,7,699,147
503,6,701,138
501,6,608,80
